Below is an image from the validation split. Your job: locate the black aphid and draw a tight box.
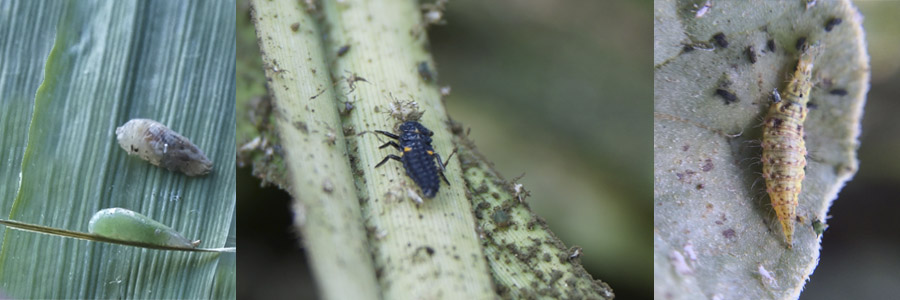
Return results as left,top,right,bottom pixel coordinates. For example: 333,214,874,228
337,45,351,57
796,37,808,51
746,46,757,64
767,39,776,52
715,88,738,104
712,32,728,48
824,17,842,32
375,121,452,198
829,89,848,96
417,61,434,82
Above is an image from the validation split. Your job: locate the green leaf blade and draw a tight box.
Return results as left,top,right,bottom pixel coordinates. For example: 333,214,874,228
0,0,236,298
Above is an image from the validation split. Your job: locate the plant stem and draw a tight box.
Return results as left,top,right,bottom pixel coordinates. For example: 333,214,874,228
317,0,495,298
251,1,380,299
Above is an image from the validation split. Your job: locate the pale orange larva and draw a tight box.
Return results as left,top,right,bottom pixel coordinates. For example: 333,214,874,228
761,46,817,248
116,119,213,176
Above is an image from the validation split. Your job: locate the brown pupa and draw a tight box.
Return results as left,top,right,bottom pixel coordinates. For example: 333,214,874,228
116,119,213,176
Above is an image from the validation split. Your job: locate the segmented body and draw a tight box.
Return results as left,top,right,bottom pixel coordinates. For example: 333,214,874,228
761,49,816,247
375,121,448,199
116,119,213,176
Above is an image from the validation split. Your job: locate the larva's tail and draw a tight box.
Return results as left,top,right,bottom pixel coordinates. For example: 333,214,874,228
774,203,796,248
781,218,794,248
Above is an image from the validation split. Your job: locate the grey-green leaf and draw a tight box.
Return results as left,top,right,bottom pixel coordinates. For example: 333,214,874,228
654,0,867,299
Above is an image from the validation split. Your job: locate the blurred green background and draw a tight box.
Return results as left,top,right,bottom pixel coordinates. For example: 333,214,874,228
237,0,652,299
801,1,900,299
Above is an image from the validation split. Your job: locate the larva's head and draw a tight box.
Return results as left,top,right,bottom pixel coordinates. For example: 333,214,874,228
796,43,822,78
399,121,433,136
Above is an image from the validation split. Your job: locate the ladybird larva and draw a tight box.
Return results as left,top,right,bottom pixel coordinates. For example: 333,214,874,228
116,119,212,176
761,47,817,248
88,208,199,248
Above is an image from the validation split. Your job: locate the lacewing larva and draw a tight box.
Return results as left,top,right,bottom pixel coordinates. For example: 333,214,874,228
761,45,818,248
116,119,213,176
88,208,199,248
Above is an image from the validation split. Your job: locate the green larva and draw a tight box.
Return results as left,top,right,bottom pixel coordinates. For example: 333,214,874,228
116,119,213,176
88,208,199,248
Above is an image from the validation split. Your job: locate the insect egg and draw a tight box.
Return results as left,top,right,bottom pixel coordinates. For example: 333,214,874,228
88,208,199,248
116,119,213,176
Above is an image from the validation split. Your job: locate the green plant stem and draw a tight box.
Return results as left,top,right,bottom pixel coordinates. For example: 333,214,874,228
317,0,495,298
453,131,614,299
250,1,380,299
249,0,612,298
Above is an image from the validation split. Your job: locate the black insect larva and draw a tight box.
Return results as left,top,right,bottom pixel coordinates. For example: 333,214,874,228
375,121,451,199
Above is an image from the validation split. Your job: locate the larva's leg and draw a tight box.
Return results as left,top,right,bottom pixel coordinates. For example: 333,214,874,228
379,141,402,151
374,130,400,140
375,155,403,168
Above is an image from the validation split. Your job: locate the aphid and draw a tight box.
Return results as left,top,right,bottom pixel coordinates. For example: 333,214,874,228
374,121,452,199
116,119,213,176
805,0,817,10
337,44,351,57
683,241,698,262
795,37,807,51
669,250,693,275
761,46,817,248
757,264,778,288
829,88,848,96
694,0,712,18
341,101,355,115
824,17,843,32
417,61,435,82
812,218,829,236
767,39,776,52
746,45,757,64
712,32,728,48
567,246,583,260
771,88,782,103
715,88,738,104
88,208,199,248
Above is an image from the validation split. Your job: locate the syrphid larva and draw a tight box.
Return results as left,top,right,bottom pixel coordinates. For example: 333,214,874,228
761,45,818,248
116,119,212,176
88,207,199,248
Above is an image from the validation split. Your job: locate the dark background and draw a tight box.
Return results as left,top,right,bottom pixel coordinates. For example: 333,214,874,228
237,0,652,299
